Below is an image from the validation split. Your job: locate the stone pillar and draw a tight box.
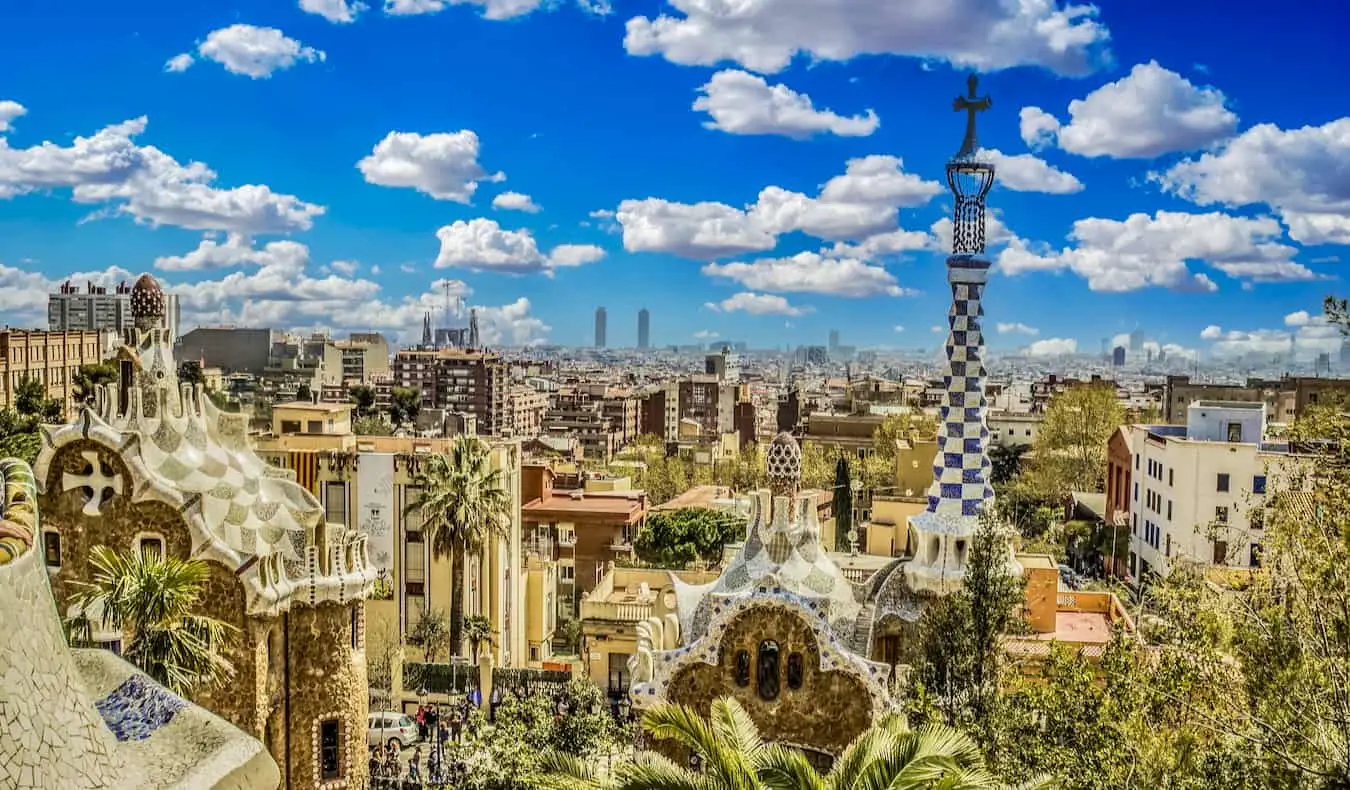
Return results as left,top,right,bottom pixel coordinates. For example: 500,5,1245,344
285,602,369,790
477,653,494,711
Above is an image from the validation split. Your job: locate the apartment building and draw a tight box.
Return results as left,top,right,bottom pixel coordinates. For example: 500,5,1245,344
177,327,275,374
48,279,181,339
1163,374,1350,424
505,386,548,439
0,329,106,416
391,348,508,435
1116,401,1303,580
336,332,390,382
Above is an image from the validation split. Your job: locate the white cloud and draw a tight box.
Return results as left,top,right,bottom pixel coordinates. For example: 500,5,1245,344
701,252,913,297
358,130,504,203
1024,337,1078,356
1200,325,1223,340
704,292,810,316
930,325,944,333
399,264,417,273
433,218,605,276
0,115,323,233
624,0,1109,77
329,260,359,276
1284,310,1311,328
693,329,719,340
0,101,24,135
1204,316,1343,360
693,70,878,139
491,191,541,213
1156,118,1350,245
384,0,544,20
154,233,309,271
1018,106,1059,150
997,210,1317,292
997,322,1039,335
1022,61,1237,158
979,148,1083,194
617,155,940,259
893,325,904,333
825,226,931,261
193,25,326,79
301,0,369,23
164,53,195,72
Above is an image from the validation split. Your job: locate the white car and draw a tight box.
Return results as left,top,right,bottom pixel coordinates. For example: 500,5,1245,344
367,711,418,750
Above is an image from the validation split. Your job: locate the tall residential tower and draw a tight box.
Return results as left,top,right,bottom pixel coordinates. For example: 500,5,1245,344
637,308,650,350
594,306,607,348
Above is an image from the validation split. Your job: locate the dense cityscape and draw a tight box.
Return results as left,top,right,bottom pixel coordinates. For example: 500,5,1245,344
4,2,1350,790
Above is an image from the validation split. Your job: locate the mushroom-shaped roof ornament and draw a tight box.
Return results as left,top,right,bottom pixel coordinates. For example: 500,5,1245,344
765,431,802,498
130,273,167,330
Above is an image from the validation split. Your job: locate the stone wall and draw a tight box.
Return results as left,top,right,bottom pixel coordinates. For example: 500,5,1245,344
666,606,873,756
285,601,369,790
192,563,263,739
38,439,194,605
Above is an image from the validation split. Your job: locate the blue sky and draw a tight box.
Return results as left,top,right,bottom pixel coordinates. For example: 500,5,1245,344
1,0,1348,357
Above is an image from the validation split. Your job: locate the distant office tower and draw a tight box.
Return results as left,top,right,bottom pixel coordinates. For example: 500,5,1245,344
49,279,180,339
1112,346,1127,367
828,329,840,350
1100,338,1109,356
1129,329,1144,352
637,308,650,350
594,307,607,348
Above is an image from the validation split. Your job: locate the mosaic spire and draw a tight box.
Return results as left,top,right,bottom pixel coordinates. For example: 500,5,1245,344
906,75,998,595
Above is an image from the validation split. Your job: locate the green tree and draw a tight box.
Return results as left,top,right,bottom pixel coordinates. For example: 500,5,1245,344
408,606,452,663
988,443,1027,486
633,508,746,567
551,678,618,758
832,456,853,552
14,377,62,422
72,361,118,406
539,696,1024,790
390,386,422,428
463,613,493,664
404,436,511,657
353,414,390,435
798,440,837,490
348,384,376,417
67,546,236,696
1021,383,1124,499
911,515,1025,725
636,453,690,506
177,360,205,388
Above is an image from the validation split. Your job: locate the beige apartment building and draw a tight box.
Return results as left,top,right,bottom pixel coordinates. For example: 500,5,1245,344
0,329,106,417
505,386,548,439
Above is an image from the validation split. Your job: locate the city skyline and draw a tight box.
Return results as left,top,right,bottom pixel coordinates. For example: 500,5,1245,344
0,1,1346,359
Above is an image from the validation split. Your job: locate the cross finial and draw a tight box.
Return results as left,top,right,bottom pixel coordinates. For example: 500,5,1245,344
952,73,992,159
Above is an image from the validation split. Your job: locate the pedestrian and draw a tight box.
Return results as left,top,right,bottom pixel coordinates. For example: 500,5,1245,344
409,746,421,782
415,704,427,740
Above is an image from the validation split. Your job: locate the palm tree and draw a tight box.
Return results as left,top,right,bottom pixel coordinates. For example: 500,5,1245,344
403,435,512,658
67,546,237,697
463,614,494,664
538,696,1049,790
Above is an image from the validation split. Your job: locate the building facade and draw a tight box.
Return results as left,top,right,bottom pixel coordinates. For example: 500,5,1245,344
391,348,508,435
0,329,107,417
594,307,607,349
49,279,181,339
637,308,650,350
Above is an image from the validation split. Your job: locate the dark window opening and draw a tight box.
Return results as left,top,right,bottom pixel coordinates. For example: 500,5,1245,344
1227,422,1242,443
756,640,780,701
138,536,163,557
319,719,341,781
786,652,804,690
42,531,61,567
733,650,750,687
1217,473,1230,493
351,606,361,651
1253,475,1267,495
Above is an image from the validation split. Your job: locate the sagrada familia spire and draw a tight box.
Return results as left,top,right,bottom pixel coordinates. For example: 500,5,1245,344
906,75,1017,594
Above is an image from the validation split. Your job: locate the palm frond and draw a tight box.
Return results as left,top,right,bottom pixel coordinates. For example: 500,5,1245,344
613,752,708,790
642,702,725,765
535,751,610,790
756,744,825,790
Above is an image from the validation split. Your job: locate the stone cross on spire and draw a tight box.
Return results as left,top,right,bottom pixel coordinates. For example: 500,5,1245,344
952,73,992,159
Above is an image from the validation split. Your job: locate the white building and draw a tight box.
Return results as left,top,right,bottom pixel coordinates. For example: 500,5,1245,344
1125,401,1302,579
49,281,181,339
988,411,1044,447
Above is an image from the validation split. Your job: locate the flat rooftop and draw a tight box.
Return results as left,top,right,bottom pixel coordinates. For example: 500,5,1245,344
273,401,351,413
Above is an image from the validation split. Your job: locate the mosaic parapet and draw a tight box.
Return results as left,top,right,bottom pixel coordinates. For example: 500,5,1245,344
0,458,37,565
0,456,279,790
31,320,377,617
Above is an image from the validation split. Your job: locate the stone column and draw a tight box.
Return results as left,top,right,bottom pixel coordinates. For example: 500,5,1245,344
477,653,494,711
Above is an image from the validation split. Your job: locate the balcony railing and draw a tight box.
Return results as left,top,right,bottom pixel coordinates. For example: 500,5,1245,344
580,599,653,622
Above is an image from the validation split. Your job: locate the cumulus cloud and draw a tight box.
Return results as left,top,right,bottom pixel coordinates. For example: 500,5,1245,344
0,110,323,233
893,325,904,333
997,322,1039,335
997,210,1320,292
491,191,541,213
704,292,810,316
1021,61,1237,158
979,148,1083,194
701,252,914,297
1200,325,1223,340
173,25,326,79
1203,316,1343,360
624,0,1110,76
693,329,719,339
357,130,504,203
1284,310,1311,327
433,218,605,276
384,0,545,21
1155,117,1350,245
1024,337,1078,356
693,70,878,139
617,155,940,259
154,234,309,271
300,0,368,23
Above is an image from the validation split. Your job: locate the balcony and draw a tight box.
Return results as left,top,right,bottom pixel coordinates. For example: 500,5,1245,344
580,598,653,622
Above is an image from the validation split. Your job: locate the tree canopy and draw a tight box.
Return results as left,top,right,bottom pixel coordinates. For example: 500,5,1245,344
634,508,747,567
1019,383,1123,499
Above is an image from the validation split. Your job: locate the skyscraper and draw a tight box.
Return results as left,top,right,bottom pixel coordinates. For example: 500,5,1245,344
1129,329,1144,352
594,307,607,348
828,329,840,350
637,308,650,350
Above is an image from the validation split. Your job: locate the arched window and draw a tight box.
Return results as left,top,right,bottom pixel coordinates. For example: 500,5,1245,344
786,652,804,689
733,650,751,687
756,641,780,701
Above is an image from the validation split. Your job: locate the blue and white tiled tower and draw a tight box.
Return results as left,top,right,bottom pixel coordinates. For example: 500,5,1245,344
907,75,1019,594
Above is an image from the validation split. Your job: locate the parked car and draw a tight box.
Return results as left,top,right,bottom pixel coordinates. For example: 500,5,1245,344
367,711,418,749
